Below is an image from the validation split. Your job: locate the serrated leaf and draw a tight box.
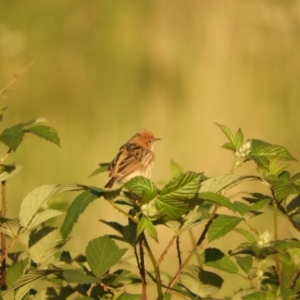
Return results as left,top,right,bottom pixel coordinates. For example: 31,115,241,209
155,197,189,220
99,220,124,235
29,227,64,266
61,189,101,240
63,269,100,284
181,210,203,231
208,215,243,242
125,176,157,200
0,218,20,238
216,124,236,151
25,125,61,147
0,122,26,151
137,215,158,242
232,201,250,215
200,175,259,193
234,128,244,149
203,248,238,274
0,164,22,181
19,184,60,229
235,255,253,274
160,172,202,201
198,192,235,212
3,270,58,300
234,228,256,243
179,265,223,297
6,259,28,287
249,199,270,211
170,159,183,177
89,163,110,178
28,209,62,229
86,236,127,277
250,139,297,161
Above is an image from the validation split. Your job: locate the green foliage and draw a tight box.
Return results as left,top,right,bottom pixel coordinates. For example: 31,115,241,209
3,122,300,300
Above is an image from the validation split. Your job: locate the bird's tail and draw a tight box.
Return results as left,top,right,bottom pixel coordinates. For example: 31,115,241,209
104,177,116,188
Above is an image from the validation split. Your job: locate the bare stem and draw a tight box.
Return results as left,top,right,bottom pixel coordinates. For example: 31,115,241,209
142,233,163,300
165,204,219,293
0,60,35,96
1,181,6,290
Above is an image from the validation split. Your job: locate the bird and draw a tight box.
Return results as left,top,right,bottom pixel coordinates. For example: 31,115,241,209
105,129,160,188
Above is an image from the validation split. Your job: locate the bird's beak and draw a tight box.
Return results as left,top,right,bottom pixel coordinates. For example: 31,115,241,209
154,138,161,142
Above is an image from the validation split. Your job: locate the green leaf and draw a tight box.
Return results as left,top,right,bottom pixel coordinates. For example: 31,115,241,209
0,164,22,181
125,176,157,200
28,209,62,229
234,128,244,149
0,122,27,151
6,259,28,287
181,210,203,231
179,265,223,297
89,163,110,178
232,201,250,215
250,139,297,162
170,159,183,177
234,228,256,243
29,227,65,266
137,215,158,242
155,197,189,220
242,292,267,300
198,192,235,212
200,175,259,193
160,172,202,201
249,199,271,211
208,215,243,242
86,235,127,277
235,255,253,274
203,248,238,274
216,124,236,151
25,125,61,147
19,184,60,229
63,269,100,284
0,218,20,238
3,270,58,300
61,189,101,240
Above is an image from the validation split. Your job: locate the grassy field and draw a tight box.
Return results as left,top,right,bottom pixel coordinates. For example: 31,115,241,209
1,1,300,298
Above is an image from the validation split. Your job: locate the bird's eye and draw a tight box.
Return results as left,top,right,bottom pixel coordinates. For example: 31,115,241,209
149,140,152,144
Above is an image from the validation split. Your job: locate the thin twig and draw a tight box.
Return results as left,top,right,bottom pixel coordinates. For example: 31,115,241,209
165,204,219,294
175,236,182,267
142,233,163,300
0,60,35,96
139,236,147,299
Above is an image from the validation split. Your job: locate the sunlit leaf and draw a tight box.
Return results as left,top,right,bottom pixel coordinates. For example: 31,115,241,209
6,259,28,287
89,163,110,178
235,256,253,274
155,197,189,220
29,227,65,266
25,125,61,147
202,248,238,274
208,215,243,242
61,189,101,240
125,176,157,200
28,209,62,229
160,172,202,201
216,124,236,151
19,184,60,229
0,218,20,238
198,192,235,212
234,228,256,243
179,265,223,297
86,235,127,277
137,215,157,242
63,269,100,284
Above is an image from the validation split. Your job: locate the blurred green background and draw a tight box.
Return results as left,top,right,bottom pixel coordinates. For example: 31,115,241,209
1,1,300,298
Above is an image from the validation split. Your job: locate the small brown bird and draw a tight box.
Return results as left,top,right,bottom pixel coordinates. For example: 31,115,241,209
105,129,160,188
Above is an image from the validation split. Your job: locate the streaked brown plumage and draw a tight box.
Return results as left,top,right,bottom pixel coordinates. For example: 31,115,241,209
105,129,160,188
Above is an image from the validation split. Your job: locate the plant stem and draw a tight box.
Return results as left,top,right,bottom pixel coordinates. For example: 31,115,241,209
1,180,6,290
142,233,163,300
138,237,147,299
107,199,137,223
165,204,219,293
